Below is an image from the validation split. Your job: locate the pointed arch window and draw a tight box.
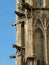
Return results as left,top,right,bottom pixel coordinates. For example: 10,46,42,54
33,28,44,65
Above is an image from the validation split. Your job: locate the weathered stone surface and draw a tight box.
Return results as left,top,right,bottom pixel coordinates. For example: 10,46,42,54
16,0,49,65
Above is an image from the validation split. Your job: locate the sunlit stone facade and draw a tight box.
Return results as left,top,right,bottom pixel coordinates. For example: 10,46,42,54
15,0,49,65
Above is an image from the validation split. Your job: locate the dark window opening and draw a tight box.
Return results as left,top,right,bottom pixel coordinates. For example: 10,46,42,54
37,60,40,65
21,21,25,47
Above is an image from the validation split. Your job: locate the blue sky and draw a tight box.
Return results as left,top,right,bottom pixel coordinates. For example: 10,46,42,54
0,0,16,65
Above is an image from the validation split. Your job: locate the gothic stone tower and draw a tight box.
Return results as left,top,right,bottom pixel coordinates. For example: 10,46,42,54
10,0,49,65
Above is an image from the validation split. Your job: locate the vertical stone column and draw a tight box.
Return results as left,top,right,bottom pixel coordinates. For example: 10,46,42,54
16,24,22,45
43,0,46,7
25,19,29,59
28,18,34,56
25,18,34,65
16,24,22,65
25,0,34,65
44,20,48,65
16,0,22,65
